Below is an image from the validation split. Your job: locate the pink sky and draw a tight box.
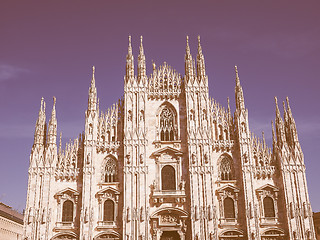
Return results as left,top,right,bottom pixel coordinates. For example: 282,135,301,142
0,0,319,212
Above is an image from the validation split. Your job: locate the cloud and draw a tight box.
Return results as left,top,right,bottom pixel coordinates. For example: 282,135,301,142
0,64,29,82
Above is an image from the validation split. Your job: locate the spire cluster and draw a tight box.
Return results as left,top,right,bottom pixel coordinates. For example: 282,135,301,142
273,96,301,151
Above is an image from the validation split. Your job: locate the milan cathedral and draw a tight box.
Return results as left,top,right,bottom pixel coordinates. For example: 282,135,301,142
23,36,316,240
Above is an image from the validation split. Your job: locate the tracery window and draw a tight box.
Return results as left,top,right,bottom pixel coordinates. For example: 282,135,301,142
62,200,73,222
263,196,275,218
224,197,235,219
103,200,115,222
160,106,175,141
161,165,176,190
219,156,234,180
105,157,117,183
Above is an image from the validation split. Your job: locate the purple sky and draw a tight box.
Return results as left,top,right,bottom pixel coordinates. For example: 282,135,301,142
0,1,319,213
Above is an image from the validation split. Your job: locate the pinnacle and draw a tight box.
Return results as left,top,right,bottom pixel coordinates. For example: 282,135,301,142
235,65,240,86
128,35,132,55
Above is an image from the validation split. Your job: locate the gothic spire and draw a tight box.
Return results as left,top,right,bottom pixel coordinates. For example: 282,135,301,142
126,35,134,82
234,65,245,111
88,66,97,112
34,97,46,145
227,97,232,124
47,97,57,145
285,97,299,144
185,36,194,82
196,35,206,81
138,35,146,83
271,120,276,148
274,97,286,146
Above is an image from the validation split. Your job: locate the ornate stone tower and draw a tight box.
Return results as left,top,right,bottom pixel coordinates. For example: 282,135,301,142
23,36,315,240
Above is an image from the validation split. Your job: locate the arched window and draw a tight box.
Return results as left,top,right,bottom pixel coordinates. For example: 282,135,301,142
224,197,235,219
219,156,234,180
103,200,115,222
161,165,176,190
263,196,275,218
159,106,176,141
62,200,73,222
105,157,117,182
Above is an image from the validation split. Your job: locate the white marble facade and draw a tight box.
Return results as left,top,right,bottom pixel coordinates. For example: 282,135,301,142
23,36,316,240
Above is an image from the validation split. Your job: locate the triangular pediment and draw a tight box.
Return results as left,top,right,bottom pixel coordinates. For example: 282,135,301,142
151,146,183,157
97,186,120,195
55,187,79,197
217,184,240,193
256,183,279,192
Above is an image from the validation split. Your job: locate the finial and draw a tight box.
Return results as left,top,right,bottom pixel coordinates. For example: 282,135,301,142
235,65,239,77
53,96,56,107
262,131,266,147
40,97,44,112
92,65,95,76
274,96,281,118
235,65,241,86
152,60,156,71
186,36,191,54
286,96,292,113
197,36,201,48
128,35,132,55
140,35,143,44
282,101,287,113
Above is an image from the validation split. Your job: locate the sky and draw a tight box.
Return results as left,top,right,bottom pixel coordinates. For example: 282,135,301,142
0,0,319,213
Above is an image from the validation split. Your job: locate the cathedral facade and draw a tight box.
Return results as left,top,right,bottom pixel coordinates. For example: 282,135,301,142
24,36,316,240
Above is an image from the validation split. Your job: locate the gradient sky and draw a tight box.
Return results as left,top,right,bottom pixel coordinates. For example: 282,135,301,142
0,0,319,213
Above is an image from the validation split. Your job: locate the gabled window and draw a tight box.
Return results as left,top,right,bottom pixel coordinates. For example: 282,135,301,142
224,197,235,219
161,165,176,190
263,196,275,218
62,200,73,222
219,156,234,180
103,200,115,222
160,106,175,141
105,157,117,183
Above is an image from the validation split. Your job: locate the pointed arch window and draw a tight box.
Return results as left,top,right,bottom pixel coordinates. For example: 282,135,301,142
161,165,176,190
62,200,73,222
224,197,235,219
263,196,275,218
219,156,234,180
105,157,117,183
103,200,115,222
159,106,176,141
